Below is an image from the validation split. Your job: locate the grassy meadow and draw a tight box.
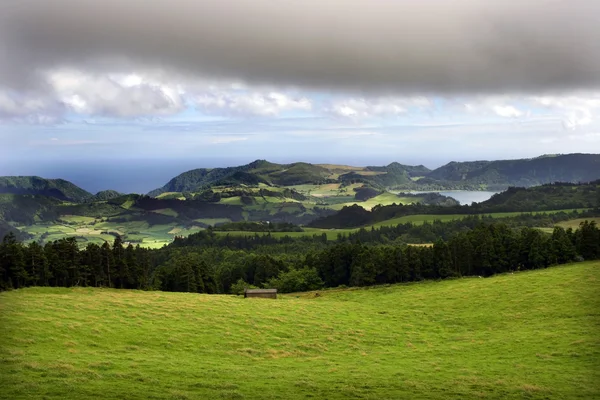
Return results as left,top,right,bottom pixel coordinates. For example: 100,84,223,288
1,261,599,399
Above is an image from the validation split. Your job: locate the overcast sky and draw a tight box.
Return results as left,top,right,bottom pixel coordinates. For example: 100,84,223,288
1,0,600,184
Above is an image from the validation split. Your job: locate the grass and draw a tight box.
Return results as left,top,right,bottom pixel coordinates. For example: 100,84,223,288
556,217,600,230
194,218,232,226
1,262,598,399
328,192,419,211
19,221,196,248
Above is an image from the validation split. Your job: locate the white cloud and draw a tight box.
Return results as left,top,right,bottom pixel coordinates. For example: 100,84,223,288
192,90,311,117
567,132,600,142
0,91,64,124
327,97,431,119
47,69,185,117
528,93,600,129
492,105,523,118
209,136,248,144
463,96,525,119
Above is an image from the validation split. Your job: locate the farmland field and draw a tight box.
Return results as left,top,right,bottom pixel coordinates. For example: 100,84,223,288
328,192,422,210
556,217,600,230
1,261,598,399
17,221,201,249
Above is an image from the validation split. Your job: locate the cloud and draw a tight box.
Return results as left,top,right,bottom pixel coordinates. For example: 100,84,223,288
209,136,249,145
192,90,311,117
528,93,600,129
28,138,101,146
567,132,600,142
491,105,523,118
1,0,599,95
327,97,431,119
464,95,527,118
48,69,185,117
0,91,65,124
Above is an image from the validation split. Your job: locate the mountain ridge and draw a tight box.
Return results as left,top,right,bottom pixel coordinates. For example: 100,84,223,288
149,153,600,196
0,176,93,202
2,153,599,199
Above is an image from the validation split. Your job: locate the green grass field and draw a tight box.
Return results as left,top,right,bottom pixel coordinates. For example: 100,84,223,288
556,217,600,230
18,220,196,249
0,262,598,399
328,192,423,211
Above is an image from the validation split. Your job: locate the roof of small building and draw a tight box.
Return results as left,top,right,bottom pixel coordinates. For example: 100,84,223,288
245,288,277,293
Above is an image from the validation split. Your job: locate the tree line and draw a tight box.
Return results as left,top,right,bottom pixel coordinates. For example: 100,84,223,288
1,219,599,294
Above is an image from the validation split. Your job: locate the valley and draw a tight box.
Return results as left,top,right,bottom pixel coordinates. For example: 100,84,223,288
1,153,599,248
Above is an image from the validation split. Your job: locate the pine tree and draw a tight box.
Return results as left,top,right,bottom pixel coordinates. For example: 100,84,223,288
0,233,26,289
101,242,114,287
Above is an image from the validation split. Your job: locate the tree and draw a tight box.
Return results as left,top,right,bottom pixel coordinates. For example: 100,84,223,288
230,278,257,295
267,267,323,293
549,227,576,265
0,233,26,289
112,236,128,289
101,242,114,287
26,241,47,286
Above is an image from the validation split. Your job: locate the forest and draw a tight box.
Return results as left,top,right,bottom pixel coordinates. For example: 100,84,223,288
2,215,599,294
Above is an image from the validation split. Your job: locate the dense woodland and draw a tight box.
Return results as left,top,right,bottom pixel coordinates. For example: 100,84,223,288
2,215,599,294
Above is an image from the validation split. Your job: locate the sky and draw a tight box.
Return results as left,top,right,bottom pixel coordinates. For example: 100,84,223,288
1,0,600,193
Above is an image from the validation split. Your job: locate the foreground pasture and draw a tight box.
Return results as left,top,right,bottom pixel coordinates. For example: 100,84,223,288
1,262,599,399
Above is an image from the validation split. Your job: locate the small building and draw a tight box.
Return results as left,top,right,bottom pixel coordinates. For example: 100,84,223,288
244,288,277,299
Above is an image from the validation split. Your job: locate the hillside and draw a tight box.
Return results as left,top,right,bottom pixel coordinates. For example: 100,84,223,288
0,220,30,241
470,181,600,212
149,154,600,197
148,160,426,196
310,180,600,229
425,153,600,189
92,190,123,201
1,262,598,399
0,176,92,202
0,194,62,225
0,183,456,247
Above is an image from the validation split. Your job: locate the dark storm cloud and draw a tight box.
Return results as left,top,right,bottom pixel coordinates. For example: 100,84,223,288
1,0,599,94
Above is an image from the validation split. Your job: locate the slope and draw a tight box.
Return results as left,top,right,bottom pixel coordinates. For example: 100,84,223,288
148,160,427,196
1,262,598,399
0,176,92,202
426,153,600,188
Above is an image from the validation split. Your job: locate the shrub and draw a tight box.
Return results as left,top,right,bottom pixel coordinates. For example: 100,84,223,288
230,279,258,295
266,267,324,293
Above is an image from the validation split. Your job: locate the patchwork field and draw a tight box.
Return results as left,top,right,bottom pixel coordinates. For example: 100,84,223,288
18,221,203,249
328,192,416,211
556,217,600,230
1,262,598,399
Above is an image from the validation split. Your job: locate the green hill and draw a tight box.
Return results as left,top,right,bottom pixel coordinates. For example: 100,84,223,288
0,220,30,241
425,153,600,189
149,160,433,196
147,160,334,196
0,194,62,225
470,181,600,212
149,154,600,197
0,176,92,202
92,190,123,201
310,180,600,229
1,262,598,399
